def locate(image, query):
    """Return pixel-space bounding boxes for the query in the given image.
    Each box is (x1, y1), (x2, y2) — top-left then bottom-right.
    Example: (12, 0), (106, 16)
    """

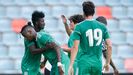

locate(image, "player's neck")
(85, 16), (93, 20)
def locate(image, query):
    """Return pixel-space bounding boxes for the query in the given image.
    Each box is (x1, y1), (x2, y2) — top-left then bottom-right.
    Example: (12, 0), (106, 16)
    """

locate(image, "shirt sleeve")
(103, 27), (110, 40)
(72, 24), (81, 41)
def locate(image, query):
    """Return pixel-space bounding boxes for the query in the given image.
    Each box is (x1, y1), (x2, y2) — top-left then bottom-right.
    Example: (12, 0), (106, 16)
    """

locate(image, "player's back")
(75, 19), (107, 59)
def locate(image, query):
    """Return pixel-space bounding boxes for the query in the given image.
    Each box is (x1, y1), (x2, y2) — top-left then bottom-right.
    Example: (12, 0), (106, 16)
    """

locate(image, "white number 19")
(86, 29), (102, 47)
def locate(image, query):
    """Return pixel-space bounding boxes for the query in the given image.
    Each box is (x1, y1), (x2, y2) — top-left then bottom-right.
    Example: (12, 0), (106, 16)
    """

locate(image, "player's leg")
(78, 59), (91, 75)
(78, 64), (91, 75)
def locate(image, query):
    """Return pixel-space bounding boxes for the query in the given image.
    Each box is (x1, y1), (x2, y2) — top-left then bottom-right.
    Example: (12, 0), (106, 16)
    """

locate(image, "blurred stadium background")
(0, 0), (133, 75)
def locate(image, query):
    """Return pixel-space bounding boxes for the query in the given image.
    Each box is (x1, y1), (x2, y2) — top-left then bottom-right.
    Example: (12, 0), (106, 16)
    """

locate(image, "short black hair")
(96, 16), (107, 25)
(69, 14), (85, 24)
(32, 11), (45, 26)
(82, 1), (95, 16)
(20, 22), (33, 35)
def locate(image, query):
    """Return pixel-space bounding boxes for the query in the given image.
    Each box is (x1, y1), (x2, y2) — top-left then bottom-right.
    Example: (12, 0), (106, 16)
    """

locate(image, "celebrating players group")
(20, 1), (119, 75)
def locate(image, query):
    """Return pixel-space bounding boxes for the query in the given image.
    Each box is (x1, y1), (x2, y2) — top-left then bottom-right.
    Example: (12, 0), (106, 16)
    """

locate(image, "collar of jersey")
(86, 19), (94, 21)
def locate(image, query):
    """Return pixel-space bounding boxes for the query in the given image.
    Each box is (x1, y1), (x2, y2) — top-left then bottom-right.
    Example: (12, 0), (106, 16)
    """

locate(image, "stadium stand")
(0, 0), (132, 74)
(127, 7), (133, 18)
(96, 6), (112, 19)
(105, 0), (121, 6)
(124, 58), (133, 72)
(11, 19), (27, 33)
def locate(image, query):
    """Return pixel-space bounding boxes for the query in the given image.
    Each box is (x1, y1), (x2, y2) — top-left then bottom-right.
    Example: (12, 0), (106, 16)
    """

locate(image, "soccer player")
(21, 10), (46, 75)
(20, 25), (70, 75)
(96, 16), (119, 75)
(61, 14), (84, 56)
(68, 1), (112, 75)
(30, 11), (50, 75)
(21, 11), (52, 75)
(61, 14), (84, 75)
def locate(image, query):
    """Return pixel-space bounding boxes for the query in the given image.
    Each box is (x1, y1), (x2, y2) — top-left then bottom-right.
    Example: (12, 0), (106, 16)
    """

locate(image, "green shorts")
(78, 55), (102, 75)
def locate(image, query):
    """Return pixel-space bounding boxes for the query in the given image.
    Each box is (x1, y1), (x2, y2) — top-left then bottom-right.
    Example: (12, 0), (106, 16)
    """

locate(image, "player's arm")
(68, 40), (79, 75)
(103, 50), (116, 69)
(61, 15), (72, 36)
(68, 24), (80, 75)
(61, 46), (71, 52)
(103, 50), (119, 74)
(104, 39), (112, 71)
(48, 42), (64, 75)
(29, 42), (53, 54)
(102, 26), (112, 71)
(70, 40), (79, 65)
(51, 42), (61, 62)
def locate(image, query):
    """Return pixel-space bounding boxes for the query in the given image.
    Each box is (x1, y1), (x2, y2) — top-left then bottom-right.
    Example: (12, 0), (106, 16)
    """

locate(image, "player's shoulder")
(38, 31), (53, 40)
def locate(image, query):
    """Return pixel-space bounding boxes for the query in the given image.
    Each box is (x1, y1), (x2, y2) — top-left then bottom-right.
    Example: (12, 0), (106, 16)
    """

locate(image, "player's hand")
(113, 69), (119, 75)
(61, 15), (67, 24)
(40, 62), (45, 69)
(68, 64), (74, 75)
(103, 63), (110, 72)
(58, 66), (64, 75)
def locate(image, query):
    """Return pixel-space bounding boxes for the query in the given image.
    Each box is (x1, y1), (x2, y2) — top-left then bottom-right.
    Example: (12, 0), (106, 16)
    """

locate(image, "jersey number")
(86, 29), (102, 47)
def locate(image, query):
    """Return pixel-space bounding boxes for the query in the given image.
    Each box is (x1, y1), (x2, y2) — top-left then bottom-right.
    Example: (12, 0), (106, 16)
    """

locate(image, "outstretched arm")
(61, 15), (72, 36)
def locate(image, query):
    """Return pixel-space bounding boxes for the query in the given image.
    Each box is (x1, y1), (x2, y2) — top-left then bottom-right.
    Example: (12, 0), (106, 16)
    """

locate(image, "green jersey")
(73, 19), (110, 59)
(36, 31), (70, 75)
(73, 19), (110, 75)
(21, 39), (41, 75)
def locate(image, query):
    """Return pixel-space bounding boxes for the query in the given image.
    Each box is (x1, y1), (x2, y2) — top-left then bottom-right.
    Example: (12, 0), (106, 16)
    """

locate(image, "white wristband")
(57, 62), (62, 67)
